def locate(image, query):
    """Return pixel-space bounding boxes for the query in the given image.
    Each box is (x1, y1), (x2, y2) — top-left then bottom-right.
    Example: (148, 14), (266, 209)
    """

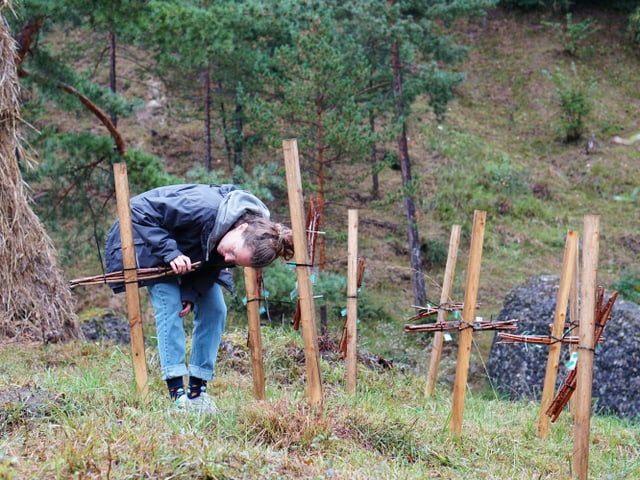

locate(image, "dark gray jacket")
(105, 184), (270, 304)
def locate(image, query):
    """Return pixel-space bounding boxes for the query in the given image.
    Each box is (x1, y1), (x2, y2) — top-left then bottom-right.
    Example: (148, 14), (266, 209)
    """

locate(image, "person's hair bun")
(276, 225), (294, 261)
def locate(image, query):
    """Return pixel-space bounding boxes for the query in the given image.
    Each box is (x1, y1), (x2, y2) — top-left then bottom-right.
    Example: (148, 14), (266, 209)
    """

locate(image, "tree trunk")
(390, 41), (427, 306)
(233, 100), (243, 173)
(218, 81), (233, 171)
(315, 92), (326, 271)
(369, 109), (379, 199)
(0, 10), (81, 342)
(203, 64), (212, 172)
(109, 31), (117, 127)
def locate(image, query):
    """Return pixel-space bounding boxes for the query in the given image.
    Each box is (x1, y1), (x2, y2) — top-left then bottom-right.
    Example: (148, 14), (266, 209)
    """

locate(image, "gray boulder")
(487, 275), (640, 419)
(81, 311), (130, 344)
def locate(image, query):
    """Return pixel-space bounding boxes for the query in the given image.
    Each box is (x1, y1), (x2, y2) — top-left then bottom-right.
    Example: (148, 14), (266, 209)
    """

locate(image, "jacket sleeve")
(130, 189), (209, 264)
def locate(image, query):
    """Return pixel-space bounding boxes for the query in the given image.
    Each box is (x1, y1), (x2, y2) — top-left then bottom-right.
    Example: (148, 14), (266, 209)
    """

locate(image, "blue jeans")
(147, 279), (226, 381)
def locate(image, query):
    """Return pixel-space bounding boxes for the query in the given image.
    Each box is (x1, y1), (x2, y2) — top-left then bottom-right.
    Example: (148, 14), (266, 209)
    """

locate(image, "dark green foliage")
(498, 0), (572, 11)
(629, 6), (640, 47)
(230, 259), (394, 330)
(245, 3), (373, 181)
(230, 261), (297, 320)
(611, 272), (640, 304)
(141, 0), (235, 69)
(18, 43), (139, 119)
(421, 239), (448, 270)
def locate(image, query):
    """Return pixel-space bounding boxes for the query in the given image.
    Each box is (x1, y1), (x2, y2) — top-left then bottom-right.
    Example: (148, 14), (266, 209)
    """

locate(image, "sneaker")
(188, 392), (219, 415)
(174, 393), (190, 410)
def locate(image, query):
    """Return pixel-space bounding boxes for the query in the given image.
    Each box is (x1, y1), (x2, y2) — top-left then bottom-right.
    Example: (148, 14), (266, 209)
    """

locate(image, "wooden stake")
(113, 163), (149, 403)
(425, 224), (461, 397)
(282, 139), (324, 408)
(573, 215), (599, 480)
(569, 244), (579, 416)
(345, 209), (359, 394)
(450, 210), (486, 437)
(244, 267), (266, 400)
(537, 230), (578, 439)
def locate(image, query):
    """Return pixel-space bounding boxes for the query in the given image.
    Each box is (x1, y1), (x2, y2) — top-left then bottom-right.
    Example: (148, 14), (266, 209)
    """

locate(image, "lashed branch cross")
(404, 303), (517, 333)
(546, 287), (617, 422)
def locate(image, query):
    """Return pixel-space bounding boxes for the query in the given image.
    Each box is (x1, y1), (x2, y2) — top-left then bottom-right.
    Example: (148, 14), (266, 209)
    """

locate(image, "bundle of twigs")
(69, 262), (202, 288)
(404, 318), (517, 333)
(546, 287), (617, 422)
(496, 332), (604, 346)
(407, 302), (467, 321)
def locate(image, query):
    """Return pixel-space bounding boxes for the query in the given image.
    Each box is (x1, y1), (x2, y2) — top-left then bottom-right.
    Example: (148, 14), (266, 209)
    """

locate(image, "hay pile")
(0, 6), (81, 343)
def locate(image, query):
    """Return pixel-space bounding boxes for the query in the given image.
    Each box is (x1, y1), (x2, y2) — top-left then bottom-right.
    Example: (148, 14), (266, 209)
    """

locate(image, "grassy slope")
(402, 7), (639, 314)
(456, 8), (638, 292)
(0, 330), (639, 479)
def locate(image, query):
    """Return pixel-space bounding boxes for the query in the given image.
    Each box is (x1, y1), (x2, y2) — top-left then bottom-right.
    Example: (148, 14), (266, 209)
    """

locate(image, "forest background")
(5, 0), (640, 367)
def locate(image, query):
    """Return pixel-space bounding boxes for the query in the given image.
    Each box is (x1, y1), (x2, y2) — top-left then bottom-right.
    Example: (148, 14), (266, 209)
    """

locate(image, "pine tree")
(11, 0), (173, 261)
(246, 2), (372, 270)
(336, 0), (496, 306)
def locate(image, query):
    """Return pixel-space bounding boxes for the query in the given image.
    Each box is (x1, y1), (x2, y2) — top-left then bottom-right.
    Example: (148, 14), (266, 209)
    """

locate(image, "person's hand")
(169, 254), (192, 275)
(179, 301), (193, 317)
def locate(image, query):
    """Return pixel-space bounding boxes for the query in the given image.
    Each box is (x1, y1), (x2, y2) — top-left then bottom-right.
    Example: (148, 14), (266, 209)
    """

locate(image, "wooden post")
(113, 163), (149, 403)
(537, 230), (578, 439)
(573, 215), (599, 479)
(244, 267), (266, 400)
(320, 305), (328, 336)
(569, 244), (579, 416)
(450, 210), (486, 437)
(425, 224), (461, 397)
(282, 139), (324, 408)
(345, 209), (359, 394)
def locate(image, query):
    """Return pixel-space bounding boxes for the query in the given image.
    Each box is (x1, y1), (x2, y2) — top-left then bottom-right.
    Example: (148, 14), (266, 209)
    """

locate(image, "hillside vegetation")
(370, 7), (640, 312)
(340, 6), (640, 360)
(42, 6), (639, 369)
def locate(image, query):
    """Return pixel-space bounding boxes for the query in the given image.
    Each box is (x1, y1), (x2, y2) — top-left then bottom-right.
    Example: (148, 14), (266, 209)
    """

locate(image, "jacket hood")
(206, 189), (270, 258)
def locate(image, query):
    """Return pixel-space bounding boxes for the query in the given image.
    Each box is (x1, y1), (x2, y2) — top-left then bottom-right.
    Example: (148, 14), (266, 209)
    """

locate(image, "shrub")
(611, 272), (640, 305)
(542, 12), (599, 57)
(542, 62), (595, 142)
(421, 238), (448, 269)
(230, 261), (396, 330)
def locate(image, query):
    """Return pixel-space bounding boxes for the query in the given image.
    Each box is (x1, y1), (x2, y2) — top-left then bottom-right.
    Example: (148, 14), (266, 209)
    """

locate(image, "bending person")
(105, 184), (293, 412)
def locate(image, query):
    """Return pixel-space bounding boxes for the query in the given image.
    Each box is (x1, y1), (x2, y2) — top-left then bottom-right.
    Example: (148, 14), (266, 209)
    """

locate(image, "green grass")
(1, 327), (639, 479)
